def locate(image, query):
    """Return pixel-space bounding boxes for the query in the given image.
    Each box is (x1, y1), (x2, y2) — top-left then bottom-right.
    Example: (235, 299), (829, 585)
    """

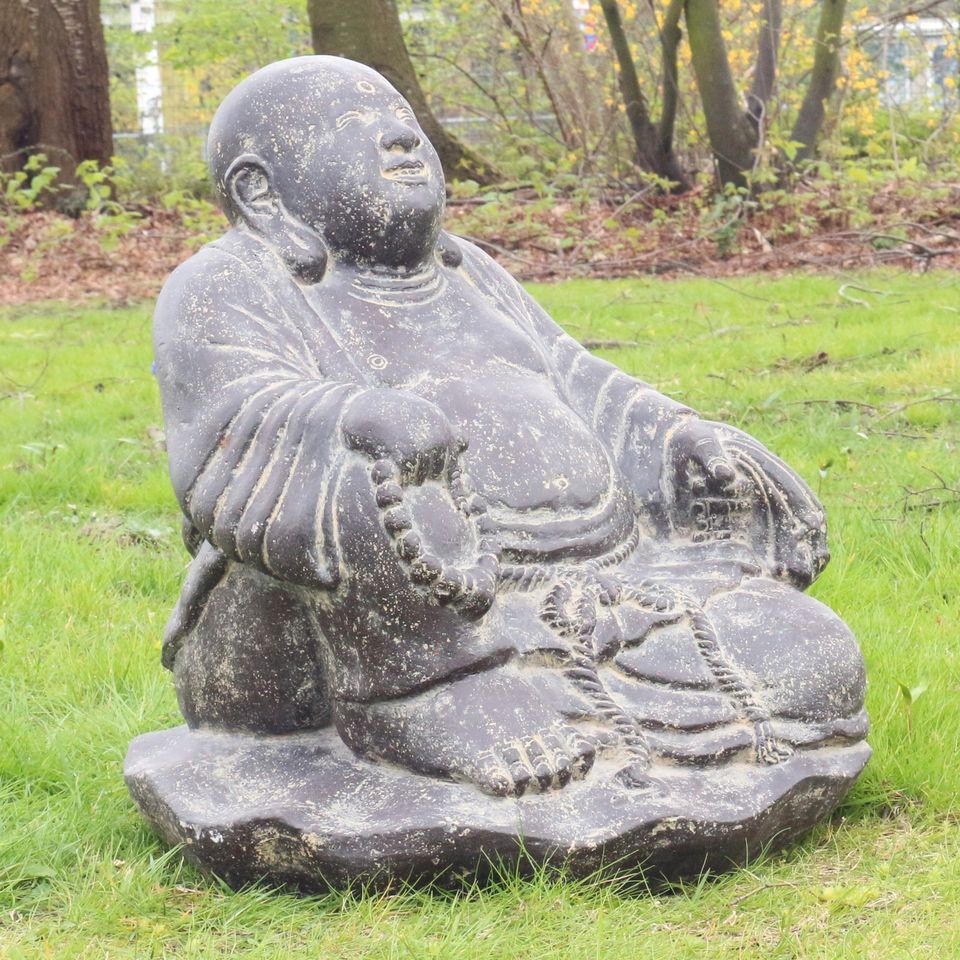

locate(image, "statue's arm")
(155, 252), (470, 589)
(456, 238), (827, 586)
(154, 259), (366, 588)
(525, 280), (828, 585)
(516, 283), (828, 584)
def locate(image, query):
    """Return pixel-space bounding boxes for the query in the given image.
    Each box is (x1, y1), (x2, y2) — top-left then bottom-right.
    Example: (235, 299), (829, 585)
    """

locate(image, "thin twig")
(698, 277), (775, 303)
(878, 430), (929, 440)
(874, 394), (960, 424)
(886, 220), (960, 243)
(582, 338), (642, 349)
(458, 234), (538, 267)
(781, 398), (878, 411)
(838, 283), (883, 306)
(899, 466), (960, 513)
(730, 881), (800, 906)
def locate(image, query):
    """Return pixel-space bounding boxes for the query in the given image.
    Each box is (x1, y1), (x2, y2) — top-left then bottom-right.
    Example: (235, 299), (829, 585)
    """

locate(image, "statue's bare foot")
(335, 665), (604, 797)
(479, 721), (599, 796)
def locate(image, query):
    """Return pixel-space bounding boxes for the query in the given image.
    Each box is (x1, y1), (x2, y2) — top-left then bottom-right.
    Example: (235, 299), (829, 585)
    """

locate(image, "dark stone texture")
(126, 54), (869, 891)
(127, 727), (869, 891)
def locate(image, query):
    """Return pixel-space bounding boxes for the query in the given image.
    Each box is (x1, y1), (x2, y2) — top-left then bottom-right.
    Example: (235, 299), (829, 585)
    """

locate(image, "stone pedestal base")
(125, 726), (870, 892)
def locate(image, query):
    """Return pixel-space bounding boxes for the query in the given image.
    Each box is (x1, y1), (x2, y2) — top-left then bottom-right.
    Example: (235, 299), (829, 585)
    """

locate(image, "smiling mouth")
(382, 159), (428, 182)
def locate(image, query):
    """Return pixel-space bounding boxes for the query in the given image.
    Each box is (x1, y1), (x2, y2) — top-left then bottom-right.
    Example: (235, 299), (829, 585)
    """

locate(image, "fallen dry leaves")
(1, 178), (958, 305)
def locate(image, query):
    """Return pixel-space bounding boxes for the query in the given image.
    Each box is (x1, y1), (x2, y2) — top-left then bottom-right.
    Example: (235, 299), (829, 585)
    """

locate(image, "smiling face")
(294, 74), (446, 266)
(208, 58), (446, 270)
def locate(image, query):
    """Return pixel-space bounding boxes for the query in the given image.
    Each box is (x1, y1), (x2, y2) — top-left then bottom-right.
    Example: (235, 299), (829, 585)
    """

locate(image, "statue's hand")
(663, 419), (828, 588)
(720, 425), (829, 588)
(342, 388), (467, 483)
(344, 389), (497, 619)
(664, 418), (741, 500)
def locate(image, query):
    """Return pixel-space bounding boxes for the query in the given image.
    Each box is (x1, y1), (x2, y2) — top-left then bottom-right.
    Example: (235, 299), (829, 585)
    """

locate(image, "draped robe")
(155, 227), (694, 670)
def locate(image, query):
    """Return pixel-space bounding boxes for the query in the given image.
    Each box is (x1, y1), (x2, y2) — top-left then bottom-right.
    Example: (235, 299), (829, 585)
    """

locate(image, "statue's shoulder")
(446, 233), (534, 320)
(158, 229), (267, 304)
(155, 230), (279, 337)
(450, 233), (512, 285)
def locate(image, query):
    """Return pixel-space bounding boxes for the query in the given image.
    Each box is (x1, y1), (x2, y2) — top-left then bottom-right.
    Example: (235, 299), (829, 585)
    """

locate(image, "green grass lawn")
(1, 269), (958, 959)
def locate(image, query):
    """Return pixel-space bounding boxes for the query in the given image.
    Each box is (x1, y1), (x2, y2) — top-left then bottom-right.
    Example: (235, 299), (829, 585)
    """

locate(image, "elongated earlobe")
(437, 232), (462, 268)
(277, 217), (328, 285)
(224, 154), (276, 223)
(224, 153), (328, 284)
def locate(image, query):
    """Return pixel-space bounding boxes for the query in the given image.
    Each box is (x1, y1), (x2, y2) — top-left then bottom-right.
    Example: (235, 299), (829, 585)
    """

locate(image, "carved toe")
(542, 730), (573, 786)
(567, 730), (598, 777)
(474, 755), (514, 797)
(501, 743), (534, 797)
(523, 737), (555, 791)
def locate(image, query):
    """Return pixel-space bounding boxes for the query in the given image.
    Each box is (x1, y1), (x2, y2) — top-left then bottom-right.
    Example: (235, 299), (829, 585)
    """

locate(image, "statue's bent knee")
(704, 579), (866, 722)
(171, 563), (330, 734)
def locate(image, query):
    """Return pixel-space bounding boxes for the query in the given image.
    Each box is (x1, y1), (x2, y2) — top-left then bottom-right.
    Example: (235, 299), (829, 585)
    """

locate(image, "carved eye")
(396, 106), (416, 123)
(335, 109), (375, 131)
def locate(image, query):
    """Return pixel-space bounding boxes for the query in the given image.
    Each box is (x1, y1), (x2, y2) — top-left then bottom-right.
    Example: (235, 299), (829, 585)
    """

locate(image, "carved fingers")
(342, 387), (466, 484)
(663, 419), (829, 586)
(371, 458), (500, 619)
(715, 425), (829, 587)
(667, 419), (741, 497)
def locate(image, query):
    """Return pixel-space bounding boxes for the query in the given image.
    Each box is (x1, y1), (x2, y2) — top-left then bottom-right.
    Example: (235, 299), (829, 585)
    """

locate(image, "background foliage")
(1, 1), (956, 300)
(97, 0), (960, 189)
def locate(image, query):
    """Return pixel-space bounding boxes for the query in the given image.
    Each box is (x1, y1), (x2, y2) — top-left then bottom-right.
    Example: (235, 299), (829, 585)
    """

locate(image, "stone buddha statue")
(126, 56), (869, 889)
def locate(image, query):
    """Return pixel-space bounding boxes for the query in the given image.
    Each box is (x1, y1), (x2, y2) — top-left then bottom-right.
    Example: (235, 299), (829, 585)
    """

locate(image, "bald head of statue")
(207, 57), (448, 276)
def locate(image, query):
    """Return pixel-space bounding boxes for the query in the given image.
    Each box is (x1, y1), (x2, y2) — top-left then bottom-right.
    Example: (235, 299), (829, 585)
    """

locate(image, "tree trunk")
(791, 0), (847, 163)
(748, 0), (782, 128)
(308, 0), (499, 185)
(684, 0), (758, 187)
(598, 0), (690, 192)
(0, 0), (113, 182)
(657, 0), (685, 168)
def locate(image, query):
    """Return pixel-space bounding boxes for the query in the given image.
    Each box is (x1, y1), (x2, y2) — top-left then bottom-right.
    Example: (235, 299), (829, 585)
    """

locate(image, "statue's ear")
(224, 154), (278, 223)
(436, 231), (463, 268)
(224, 153), (327, 285)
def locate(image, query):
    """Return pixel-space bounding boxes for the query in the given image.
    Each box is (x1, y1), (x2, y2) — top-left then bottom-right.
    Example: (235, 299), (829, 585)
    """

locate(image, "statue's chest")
(305, 273), (624, 521)
(320, 283), (548, 385)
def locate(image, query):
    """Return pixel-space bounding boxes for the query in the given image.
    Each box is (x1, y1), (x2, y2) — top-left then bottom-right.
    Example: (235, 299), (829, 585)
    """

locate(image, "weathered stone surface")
(126, 54), (869, 891)
(126, 726), (869, 891)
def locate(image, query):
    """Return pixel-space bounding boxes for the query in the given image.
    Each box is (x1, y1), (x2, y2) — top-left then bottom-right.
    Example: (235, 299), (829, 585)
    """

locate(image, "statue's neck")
(343, 258), (445, 306)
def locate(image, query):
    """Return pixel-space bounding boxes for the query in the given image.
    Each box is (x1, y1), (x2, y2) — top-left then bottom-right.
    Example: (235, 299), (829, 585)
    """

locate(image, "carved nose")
(381, 122), (421, 152)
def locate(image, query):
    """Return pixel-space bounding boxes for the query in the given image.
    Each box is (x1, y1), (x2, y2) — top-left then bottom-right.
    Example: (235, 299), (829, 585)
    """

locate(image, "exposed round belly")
(434, 376), (635, 559)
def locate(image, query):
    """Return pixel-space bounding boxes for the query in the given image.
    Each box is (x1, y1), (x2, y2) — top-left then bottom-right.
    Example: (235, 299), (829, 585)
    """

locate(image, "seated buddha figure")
(154, 56), (867, 799)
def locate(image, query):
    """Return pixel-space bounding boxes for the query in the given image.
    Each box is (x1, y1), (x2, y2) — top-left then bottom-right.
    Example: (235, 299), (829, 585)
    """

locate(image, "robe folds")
(154, 228), (692, 667)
